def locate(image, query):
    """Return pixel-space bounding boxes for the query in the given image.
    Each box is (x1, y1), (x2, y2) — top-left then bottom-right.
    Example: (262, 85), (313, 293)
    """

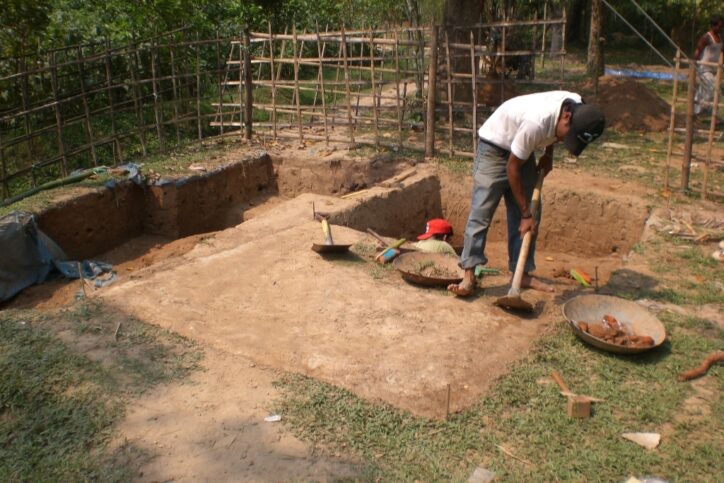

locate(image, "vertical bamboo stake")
(268, 22), (277, 140)
(238, 30), (244, 141)
(682, 62), (696, 191)
(340, 26), (355, 144)
(444, 31), (454, 155)
(243, 28), (253, 141)
(393, 30), (403, 141)
(425, 26), (439, 157)
(354, 32), (364, 120)
(315, 23), (330, 146)
(500, 20), (507, 102)
(292, 26), (303, 145)
(169, 36), (181, 144)
(560, 9), (567, 85)
(541, 1), (548, 69)
(331, 28), (342, 125)
(369, 29), (380, 148)
(129, 39), (147, 156)
(151, 39), (165, 152)
(49, 52), (68, 176)
(532, 9), (538, 80)
(702, 51), (723, 199)
(76, 46), (97, 165)
(215, 30), (225, 135)
(105, 41), (122, 163)
(20, 58), (37, 186)
(664, 49), (681, 190)
(275, 26), (288, 83)
(0, 131), (7, 199)
(470, 32), (478, 156)
(195, 33), (203, 140)
(311, 24), (329, 125)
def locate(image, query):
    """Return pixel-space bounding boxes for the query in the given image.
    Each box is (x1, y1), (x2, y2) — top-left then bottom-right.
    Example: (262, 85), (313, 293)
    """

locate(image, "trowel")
(311, 217), (351, 254)
(495, 171), (544, 312)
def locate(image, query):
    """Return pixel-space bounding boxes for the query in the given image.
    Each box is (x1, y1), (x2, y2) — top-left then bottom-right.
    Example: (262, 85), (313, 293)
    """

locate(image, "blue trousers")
(459, 140), (539, 273)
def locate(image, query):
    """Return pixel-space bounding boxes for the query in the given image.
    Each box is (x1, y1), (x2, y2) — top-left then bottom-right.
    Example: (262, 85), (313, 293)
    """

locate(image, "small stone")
(468, 466), (495, 483)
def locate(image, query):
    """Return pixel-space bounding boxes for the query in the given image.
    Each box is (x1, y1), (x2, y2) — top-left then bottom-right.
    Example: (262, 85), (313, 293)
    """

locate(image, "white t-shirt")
(477, 91), (582, 160)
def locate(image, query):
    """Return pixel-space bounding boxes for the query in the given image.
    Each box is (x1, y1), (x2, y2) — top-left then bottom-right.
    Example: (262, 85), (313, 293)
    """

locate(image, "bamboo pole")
(169, 36), (181, 143)
(195, 33), (203, 140)
(129, 38), (148, 156)
(292, 26), (303, 144)
(541, 1), (548, 69)
(331, 35), (343, 126)
(444, 31), (454, 155)
(49, 52), (69, 176)
(276, 26), (288, 83)
(268, 23), (277, 140)
(501, 16), (507, 102)
(243, 28), (253, 141)
(238, 30), (244, 141)
(315, 23), (330, 146)
(560, 8), (567, 85)
(0, 131), (7, 199)
(702, 51), (723, 199)
(664, 49), (681, 190)
(393, 31), (403, 141)
(20, 57), (37, 186)
(216, 30), (225, 135)
(682, 62), (696, 191)
(76, 46), (97, 165)
(150, 39), (165, 152)
(470, 31), (478, 156)
(425, 26), (439, 157)
(105, 40), (122, 163)
(310, 24), (329, 125)
(341, 26), (355, 143)
(369, 28), (380, 147)
(532, 9), (538, 80)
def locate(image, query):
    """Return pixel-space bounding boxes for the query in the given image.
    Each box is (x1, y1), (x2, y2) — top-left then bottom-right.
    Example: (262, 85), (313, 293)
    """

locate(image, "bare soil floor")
(3, 148), (655, 480)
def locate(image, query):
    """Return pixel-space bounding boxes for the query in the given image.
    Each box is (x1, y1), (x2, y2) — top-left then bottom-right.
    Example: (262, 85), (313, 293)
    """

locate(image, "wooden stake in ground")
(76, 46), (97, 166)
(105, 40), (122, 163)
(425, 25), (438, 157)
(292, 25), (303, 145)
(49, 52), (69, 176)
(369, 28), (380, 148)
(682, 61), (696, 191)
(150, 39), (165, 152)
(243, 28), (253, 141)
(664, 49), (681, 190)
(267, 23), (277, 140)
(340, 26), (355, 144)
(444, 31), (454, 155)
(469, 31), (478, 156)
(169, 36), (181, 144)
(550, 370), (602, 419)
(393, 31), (403, 142)
(702, 50), (723, 200)
(315, 23), (329, 146)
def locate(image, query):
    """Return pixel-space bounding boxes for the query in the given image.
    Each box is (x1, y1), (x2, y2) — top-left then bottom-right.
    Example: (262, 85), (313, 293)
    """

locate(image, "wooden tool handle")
(366, 228), (387, 245)
(510, 171), (545, 293)
(551, 370), (571, 393)
(321, 219), (334, 245)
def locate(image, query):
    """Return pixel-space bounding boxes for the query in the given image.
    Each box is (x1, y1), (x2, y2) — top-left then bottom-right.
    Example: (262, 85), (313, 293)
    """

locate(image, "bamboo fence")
(1, 16), (575, 202)
(664, 50), (723, 199)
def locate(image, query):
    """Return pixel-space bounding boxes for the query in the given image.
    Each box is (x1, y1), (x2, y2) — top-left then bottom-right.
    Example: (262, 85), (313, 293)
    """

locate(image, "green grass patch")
(0, 300), (202, 480)
(274, 312), (722, 481)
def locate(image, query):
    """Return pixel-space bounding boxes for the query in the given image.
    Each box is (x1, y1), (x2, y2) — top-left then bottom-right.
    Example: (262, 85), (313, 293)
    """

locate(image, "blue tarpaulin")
(604, 67), (685, 81)
(0, 211), (115, 302)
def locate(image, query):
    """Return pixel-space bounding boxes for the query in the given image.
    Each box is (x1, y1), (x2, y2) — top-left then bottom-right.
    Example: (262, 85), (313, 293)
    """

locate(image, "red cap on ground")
(417, 219), (453, 240)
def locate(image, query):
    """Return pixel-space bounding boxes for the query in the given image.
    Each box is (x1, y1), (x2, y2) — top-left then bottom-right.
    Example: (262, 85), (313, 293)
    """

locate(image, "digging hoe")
(495, 171), (544, 313)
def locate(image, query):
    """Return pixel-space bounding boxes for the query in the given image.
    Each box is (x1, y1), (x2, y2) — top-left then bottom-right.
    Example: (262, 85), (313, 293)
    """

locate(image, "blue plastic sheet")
(604, 67), (685, 81)
(0, 211), (116, 302)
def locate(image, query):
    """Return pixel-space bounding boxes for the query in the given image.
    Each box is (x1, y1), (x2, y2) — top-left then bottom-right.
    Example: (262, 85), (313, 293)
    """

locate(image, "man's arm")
(506, 153), (536, 236)
(538, 144), (554, 176)
(694, 33), (710, 60)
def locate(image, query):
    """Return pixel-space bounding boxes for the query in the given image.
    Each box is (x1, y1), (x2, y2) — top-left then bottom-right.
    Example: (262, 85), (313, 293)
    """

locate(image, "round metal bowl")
(393, 252), (463, 287)
(562, 294), (667, 354)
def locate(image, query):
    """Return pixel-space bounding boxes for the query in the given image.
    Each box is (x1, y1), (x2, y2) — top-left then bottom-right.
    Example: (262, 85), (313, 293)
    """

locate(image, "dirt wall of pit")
(37, 153), (274, 260)
(438, 170), (648, 256)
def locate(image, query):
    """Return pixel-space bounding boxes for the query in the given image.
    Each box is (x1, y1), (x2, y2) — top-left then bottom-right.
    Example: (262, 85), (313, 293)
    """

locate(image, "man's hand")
(537, 151), (553, 177)
(519, 216), (537, 237)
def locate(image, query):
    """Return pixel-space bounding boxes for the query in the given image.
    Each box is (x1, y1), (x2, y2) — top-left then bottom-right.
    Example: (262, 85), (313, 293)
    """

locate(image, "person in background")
(414, 219), (457, 256)
(693, 14), (723, 117)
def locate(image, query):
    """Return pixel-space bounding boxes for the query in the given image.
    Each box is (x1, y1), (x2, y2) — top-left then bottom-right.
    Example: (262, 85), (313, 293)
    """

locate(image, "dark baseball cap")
(564, 103), (606, 156)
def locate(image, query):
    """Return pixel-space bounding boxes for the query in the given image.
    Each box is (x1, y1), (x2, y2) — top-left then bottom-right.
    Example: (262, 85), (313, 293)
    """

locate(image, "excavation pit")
(10, 151), (649, 418)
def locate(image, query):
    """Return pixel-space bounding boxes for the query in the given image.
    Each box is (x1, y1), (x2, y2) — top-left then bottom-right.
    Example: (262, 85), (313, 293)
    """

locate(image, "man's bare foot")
(448, 268), (476, 297)
(520, 274), (555, 293)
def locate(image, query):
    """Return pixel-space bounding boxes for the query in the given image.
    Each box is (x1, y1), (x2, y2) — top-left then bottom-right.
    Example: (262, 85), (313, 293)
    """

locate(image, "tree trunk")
(586, 0), (603, 77)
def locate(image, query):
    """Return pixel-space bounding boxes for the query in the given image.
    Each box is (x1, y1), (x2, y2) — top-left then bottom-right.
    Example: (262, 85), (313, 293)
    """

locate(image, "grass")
(274, 311), (722, 481)
(0, 300), (202, 481)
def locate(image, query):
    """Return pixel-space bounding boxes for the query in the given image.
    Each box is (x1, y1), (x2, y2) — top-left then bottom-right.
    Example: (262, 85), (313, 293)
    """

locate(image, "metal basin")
(562, 294), (667, 354)
(393, 252), (463, 287)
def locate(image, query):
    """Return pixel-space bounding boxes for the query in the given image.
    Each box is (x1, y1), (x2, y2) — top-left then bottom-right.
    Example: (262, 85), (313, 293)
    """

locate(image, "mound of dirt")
(593, 76), (670, 132)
